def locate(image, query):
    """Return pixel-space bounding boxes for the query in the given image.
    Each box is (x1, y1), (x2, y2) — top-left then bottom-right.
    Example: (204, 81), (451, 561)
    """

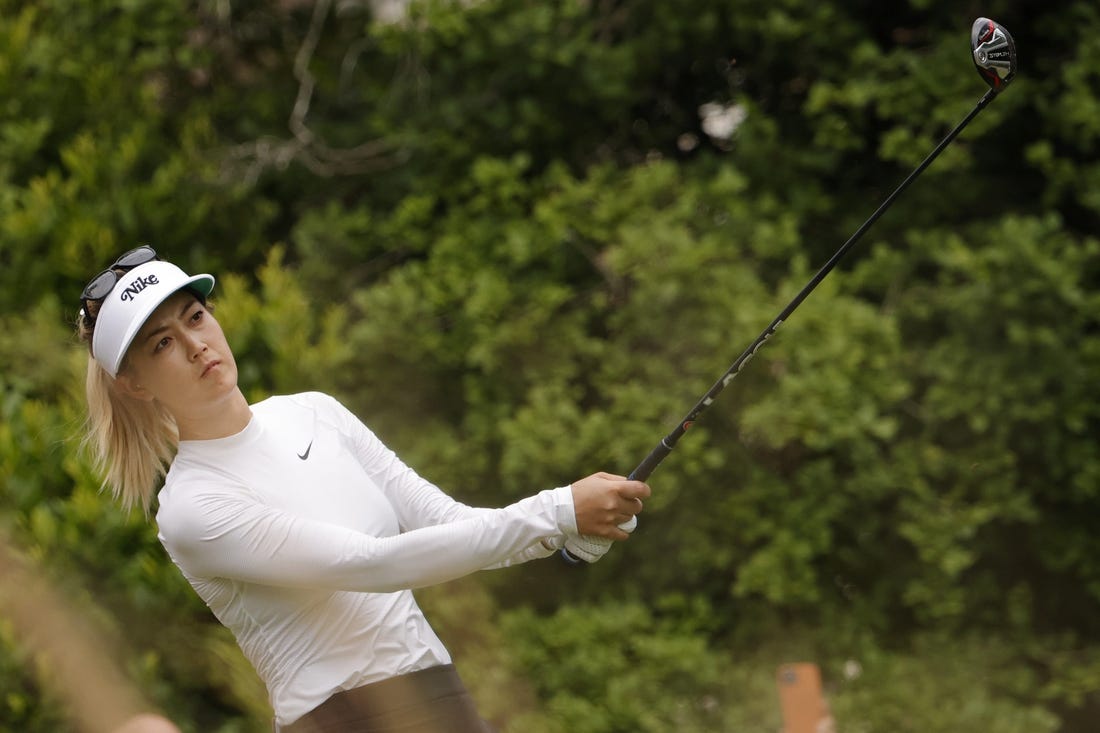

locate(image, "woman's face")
(117, 290), (239, 417)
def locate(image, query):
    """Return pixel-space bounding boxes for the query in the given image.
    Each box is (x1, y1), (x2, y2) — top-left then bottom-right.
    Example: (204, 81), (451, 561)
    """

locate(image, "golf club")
(562, 17), (1018, 564)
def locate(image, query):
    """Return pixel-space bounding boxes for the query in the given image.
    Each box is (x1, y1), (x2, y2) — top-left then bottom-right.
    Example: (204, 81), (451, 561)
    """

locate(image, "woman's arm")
(317, 393), (649, 568)
(157, 483), (576, 593)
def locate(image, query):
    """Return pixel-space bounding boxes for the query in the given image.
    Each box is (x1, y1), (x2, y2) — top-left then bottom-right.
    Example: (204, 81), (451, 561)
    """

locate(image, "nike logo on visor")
(298, 441), (313, 461)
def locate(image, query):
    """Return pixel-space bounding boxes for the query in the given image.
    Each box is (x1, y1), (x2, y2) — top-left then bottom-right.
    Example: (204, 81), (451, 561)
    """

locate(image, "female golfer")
(77, 247), (649, 732)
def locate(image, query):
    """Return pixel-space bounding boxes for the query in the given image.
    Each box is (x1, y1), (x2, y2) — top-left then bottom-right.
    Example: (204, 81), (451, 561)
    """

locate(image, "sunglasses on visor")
(79, 245), (158, 327)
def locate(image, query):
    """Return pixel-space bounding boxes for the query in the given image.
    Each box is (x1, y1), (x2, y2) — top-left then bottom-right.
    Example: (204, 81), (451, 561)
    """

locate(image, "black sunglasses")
(80, 245), (158, 327)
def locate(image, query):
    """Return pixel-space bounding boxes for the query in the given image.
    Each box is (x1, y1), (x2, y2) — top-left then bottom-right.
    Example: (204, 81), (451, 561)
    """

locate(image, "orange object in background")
(777, 663), (836, 733)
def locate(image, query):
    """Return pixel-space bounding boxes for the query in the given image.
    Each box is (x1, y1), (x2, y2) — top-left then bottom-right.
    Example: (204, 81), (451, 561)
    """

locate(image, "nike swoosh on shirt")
(298, 441), (313, 460)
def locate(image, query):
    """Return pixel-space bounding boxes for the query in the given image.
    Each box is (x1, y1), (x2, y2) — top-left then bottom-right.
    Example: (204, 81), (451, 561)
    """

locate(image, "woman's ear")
(113, 372), (154, 402)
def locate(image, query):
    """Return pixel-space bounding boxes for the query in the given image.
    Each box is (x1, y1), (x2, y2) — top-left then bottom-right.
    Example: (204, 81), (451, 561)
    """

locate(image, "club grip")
(560, 547), (585, 565)
(630, 441), (673, 483)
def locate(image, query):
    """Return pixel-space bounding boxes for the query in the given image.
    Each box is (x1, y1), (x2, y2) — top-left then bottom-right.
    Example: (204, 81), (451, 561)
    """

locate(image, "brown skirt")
(281, 664), (496, 733)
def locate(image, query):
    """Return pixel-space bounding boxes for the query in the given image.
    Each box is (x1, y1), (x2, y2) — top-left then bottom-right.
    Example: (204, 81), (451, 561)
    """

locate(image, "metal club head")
(971, 18), (1017, 92)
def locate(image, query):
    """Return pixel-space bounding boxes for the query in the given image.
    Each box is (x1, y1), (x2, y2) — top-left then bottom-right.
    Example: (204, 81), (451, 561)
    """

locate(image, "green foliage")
(500, 602), (730, 733)
(825, 634), (1061, 733)
(0, 0), (274, 314)
(0, 619), (67, 732)
(496, 609), (1063, 733)
(215, 246), (356, 400)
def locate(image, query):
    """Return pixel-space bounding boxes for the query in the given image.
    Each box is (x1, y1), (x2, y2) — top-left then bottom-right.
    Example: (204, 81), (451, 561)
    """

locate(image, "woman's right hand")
(570, 472), (651, 540)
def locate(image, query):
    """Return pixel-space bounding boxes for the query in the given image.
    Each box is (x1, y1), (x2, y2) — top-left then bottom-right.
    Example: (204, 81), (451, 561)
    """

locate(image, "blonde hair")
(76, 314), (179, 514)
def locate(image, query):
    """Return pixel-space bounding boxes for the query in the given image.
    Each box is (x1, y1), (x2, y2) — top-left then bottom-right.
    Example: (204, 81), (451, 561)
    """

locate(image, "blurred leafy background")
(0, 0), (1098, 731)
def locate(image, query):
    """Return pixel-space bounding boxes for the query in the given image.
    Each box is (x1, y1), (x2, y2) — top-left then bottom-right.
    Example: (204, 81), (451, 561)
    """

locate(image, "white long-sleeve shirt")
(155, 391), (577, 726)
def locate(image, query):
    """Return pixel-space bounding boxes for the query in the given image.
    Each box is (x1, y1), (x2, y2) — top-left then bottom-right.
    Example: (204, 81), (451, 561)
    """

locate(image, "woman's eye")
(191, 309), (204, 322)
(154, 337), (171, 353)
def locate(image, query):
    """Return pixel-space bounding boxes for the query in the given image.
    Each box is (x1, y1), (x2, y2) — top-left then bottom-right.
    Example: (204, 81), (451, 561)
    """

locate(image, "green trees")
(1, 0), (1097, 730)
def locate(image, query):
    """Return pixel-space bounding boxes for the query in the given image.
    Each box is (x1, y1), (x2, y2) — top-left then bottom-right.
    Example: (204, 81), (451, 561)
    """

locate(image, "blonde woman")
(77, 247), (649, 732)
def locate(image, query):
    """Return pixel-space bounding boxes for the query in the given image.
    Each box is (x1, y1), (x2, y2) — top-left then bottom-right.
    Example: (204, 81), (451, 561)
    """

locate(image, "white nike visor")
(91, 260), (215, 377)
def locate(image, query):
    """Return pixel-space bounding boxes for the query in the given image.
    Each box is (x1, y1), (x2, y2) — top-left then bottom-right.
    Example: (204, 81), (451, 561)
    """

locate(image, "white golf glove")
(562, 515), (638, 564)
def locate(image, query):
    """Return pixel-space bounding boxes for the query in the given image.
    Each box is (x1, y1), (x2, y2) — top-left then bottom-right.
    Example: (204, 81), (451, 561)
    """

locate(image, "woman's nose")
(183, 333), (208, 359)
